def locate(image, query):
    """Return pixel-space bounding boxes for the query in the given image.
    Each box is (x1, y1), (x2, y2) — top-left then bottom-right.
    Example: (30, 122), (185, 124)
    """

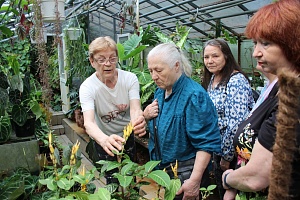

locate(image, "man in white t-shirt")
(79, 36), (146, 184)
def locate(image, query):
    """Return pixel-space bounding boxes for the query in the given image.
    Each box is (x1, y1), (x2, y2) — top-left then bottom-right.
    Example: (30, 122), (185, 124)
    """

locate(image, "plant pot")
(41, 0), (65, 22)
(0, 139), (40, 173)
(65, 28), (83, 40)
(13, 117), (35, 138)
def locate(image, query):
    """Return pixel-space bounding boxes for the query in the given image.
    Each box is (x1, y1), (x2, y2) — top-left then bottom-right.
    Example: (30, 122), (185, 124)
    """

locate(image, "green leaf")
(144, 160), (161, 173)
(176, 27), (191, 49)
(24, 175), (39, 195)
(120, 163), (134, 176)
(164, 179), (181, 200)
(66, 191), (90, 199)
(89, 188), (111, 200)
(148, 170), (171, 189)
(123, 34), (142, 54)
(207, 184), (217, 191)
(116, 43), (125, 61)
(72, 174), (86, 184)
(7, 55), (20, 75)
(0, 26), (13, 37)
(155, 32), (173, 43)
(0, 175), (24, 200)
(114, 174), (133, 188)
(106, 161), (121, 171)
(39, 178), (49, 185)
(29, 100), (43, 119)
(47, 179), (57, 191)
(11, 104), (27, 126)
(57, 178), (75, 190)
(122, 45), (147, 60)
(0, 116), (12, 143)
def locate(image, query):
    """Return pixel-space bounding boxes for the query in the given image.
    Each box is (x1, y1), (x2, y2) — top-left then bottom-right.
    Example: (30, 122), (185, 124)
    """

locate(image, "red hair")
(245, 0), (300, 70)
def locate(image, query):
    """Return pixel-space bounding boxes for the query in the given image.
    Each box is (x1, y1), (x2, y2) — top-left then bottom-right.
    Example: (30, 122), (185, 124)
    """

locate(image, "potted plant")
(63, 17), (83, 41)
(40, 0), (65, 22)
(7, 71), (43, 137)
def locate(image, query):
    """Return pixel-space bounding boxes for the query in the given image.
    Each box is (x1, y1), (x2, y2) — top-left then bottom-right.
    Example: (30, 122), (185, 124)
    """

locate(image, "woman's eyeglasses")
(94, 57), (118, 64)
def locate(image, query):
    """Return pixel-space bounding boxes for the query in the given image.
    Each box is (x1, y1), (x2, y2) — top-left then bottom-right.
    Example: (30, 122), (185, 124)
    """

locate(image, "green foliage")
(38, 143), (96, 199)
(0, 39), (32, 76)
(0, 141), (97, 200)
(117, 29), (156, 106)
(96, 154), (180, 200)
(164, 179), (181, 200)
(0, 116), (12, 144)
(117, 33), (148, 71)
(221, 27), (237, 44)
(236, 192), (267, 200)
(0, 38), (43, 125)
(200, 184), (217, 199)
(0, 172), (25, 200)
(64, 28), (93, 88)
(0, 85), (9, 116)
(65, 88), (81, 119)
(0, 0), (22, 39)
(48, 47), (62, 111)
(0, 168), (39, 200)
(9, 72), (43, 126)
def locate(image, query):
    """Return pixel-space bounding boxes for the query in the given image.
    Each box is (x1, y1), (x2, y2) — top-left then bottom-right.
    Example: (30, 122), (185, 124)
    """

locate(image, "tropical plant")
(92, 122), (181, 200)
(37, 132), (96, 199)
(117, 26), (159, 107)
(0, 0), (31, 40)
(0, 167), (39, 200)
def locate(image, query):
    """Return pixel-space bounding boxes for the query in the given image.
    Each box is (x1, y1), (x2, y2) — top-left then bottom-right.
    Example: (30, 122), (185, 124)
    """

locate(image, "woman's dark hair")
(201, 39), (249, 90)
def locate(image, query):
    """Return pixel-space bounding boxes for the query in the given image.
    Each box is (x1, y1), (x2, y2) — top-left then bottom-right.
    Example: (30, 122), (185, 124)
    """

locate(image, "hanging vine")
(32, 0), (51, 109)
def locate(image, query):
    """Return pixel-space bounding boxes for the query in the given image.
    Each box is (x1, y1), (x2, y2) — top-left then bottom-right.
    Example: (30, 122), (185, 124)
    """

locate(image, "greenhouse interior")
(0, 0), (290, 199)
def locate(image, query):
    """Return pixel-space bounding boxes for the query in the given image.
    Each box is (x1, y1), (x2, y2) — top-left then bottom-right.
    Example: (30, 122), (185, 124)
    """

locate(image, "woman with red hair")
(221, 0), (300, 199)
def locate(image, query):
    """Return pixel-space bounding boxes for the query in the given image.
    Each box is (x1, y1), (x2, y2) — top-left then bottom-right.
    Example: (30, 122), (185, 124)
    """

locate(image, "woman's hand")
(97, 134), (125, 156)
(176, 178), (200, 200)
(223, 189), (237, 200)
(222, 169), (234, 189)
(143, 99), (159, 120)
(132, 115), (147, 137)
(220, 158), (230, 171)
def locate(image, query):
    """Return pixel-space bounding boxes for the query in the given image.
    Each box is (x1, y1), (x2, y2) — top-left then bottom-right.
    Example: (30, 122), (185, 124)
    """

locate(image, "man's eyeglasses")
(94, 57), (118, 64)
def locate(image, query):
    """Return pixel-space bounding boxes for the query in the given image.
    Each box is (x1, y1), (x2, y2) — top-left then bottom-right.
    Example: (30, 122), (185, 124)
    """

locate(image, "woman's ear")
(175, 61), (180, 73)
(89, 57), (96, 69)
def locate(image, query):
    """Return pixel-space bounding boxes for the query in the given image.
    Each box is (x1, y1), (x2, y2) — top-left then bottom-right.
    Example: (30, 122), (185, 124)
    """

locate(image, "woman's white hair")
(147, 42), (192, 77)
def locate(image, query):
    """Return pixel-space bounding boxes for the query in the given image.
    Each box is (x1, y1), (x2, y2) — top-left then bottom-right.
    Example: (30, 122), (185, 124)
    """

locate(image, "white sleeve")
(79, 78), (95, 112)
(125, 71), (140, 100)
